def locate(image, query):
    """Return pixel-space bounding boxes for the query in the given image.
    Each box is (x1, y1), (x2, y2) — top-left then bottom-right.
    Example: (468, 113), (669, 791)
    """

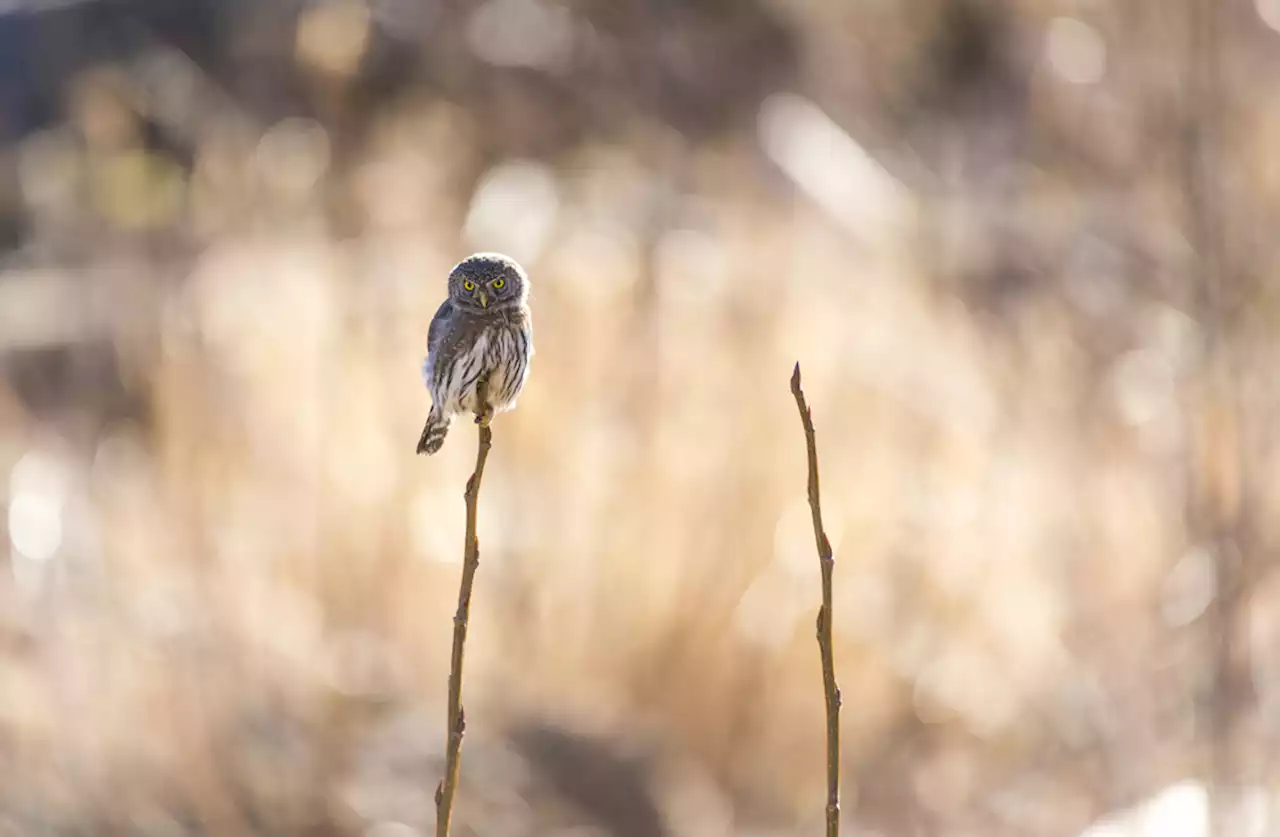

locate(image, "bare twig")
(790, 363), (840, 837)
(435, 378), (494, 837)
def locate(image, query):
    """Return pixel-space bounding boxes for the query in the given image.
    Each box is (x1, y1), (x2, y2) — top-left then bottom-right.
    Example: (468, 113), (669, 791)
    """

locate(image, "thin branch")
(790, 363), (841, 837)
(435, 378), (494, 837)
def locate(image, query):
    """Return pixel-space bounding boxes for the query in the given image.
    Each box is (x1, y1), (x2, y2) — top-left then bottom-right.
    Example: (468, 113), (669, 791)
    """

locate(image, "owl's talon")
(475, 406), (493, 427)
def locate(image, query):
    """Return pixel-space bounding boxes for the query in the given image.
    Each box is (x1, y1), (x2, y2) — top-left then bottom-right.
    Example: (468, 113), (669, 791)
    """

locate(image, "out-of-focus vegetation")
(0, 1), (1277, 835)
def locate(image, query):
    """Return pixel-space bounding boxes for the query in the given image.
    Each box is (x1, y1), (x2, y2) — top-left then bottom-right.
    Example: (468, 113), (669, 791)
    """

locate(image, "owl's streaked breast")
(430, 315), (531, 417)
(484, 321), (532, 409)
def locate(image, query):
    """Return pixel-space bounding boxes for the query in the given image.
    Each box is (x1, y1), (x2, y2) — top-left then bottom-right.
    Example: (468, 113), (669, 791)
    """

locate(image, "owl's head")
(447, 252), (529, 313)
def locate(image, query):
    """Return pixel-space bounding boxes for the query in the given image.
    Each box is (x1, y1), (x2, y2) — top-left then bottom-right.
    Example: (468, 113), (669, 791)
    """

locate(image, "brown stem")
(435, 379), (493, 837)
(790, 363), (841, 837)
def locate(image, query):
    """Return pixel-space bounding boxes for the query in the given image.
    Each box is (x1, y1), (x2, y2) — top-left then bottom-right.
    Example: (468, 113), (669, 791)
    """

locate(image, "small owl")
(417, 253), (534, 455)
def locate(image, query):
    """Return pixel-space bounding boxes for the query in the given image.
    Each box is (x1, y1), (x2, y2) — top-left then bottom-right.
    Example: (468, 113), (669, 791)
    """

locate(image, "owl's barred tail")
(416, 408), (451, 455)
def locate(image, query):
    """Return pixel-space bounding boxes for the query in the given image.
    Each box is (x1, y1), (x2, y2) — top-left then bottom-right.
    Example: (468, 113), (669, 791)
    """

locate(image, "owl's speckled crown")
(447, 252), (529, 311)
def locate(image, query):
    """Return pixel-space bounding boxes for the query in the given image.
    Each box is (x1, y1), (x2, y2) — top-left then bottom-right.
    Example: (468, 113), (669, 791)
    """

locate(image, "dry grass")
(0, 166), (1272, 834)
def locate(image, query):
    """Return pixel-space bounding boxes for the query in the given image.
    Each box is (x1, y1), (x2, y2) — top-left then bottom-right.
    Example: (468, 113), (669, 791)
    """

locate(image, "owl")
(417, 253), (534, 455)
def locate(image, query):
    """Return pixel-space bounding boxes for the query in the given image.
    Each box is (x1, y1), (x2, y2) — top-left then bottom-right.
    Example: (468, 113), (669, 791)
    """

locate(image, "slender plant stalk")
(435, 379), (494, 837)
(790, 363), (841, 837)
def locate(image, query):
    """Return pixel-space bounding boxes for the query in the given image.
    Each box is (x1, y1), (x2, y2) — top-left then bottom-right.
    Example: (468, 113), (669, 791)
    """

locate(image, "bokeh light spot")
(1046, 17), (1107, 85)
(464, 160), (560, 265)
(467, 0), (574, 70)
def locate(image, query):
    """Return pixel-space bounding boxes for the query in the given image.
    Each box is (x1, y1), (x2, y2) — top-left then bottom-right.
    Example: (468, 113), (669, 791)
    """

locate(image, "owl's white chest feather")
(446, 331), (491, 414)
(485, 325), (529, 410)
(432, 323), (529, 417)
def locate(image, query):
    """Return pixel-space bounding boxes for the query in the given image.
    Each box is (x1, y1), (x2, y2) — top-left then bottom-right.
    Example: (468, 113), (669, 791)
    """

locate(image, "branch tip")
(789, 367), (841, 837)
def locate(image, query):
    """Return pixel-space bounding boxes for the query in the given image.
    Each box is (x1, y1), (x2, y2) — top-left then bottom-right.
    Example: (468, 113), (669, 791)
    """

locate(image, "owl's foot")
(473, 374), (494, 426)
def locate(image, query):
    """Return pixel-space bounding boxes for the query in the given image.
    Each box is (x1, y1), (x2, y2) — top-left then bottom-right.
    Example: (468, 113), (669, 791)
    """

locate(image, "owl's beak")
(476, 289), (488, 308)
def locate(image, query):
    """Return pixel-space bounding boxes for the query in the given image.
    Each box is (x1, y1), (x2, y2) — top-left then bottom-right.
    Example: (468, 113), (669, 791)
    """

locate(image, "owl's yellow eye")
(493, 278), (505, 290)
(463, 280), (475, 291)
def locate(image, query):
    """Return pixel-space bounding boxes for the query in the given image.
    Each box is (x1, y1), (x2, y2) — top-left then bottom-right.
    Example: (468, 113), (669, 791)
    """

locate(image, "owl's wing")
(426, 299), (454, 355)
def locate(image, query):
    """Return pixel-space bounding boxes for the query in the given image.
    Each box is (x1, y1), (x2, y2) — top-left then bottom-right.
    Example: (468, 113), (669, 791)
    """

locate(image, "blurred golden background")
(0, 1), (1277, 835)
